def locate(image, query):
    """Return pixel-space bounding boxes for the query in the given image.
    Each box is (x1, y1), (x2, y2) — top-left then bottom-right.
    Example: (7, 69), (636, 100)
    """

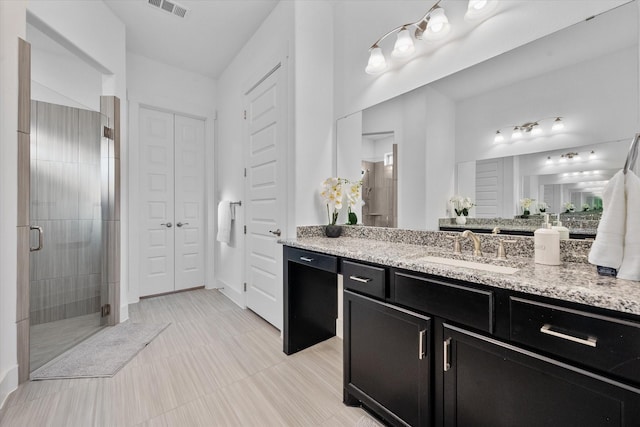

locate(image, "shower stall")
(29, 100), (109, 371)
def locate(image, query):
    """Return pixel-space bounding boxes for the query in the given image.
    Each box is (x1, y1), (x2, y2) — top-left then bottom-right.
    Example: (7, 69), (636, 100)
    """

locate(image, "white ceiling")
(103, 0), (279, 79)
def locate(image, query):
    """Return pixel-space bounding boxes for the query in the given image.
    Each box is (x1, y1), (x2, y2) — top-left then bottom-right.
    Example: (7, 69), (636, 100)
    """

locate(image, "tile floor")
(0, 289), (372, 426)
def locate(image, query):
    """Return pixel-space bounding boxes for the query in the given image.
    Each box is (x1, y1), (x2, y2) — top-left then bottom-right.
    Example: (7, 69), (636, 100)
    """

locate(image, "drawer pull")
(540, 324), (597, 348)
(418, 330), (426, 360)
(349, 275), (372, 283)
(300, 257), (314, 262)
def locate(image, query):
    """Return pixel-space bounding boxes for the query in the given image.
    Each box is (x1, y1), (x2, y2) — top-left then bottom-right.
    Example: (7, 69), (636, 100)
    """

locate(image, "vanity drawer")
(510, 297), (640, 385)
(287, 247), (337, 273)
(393, 272), (493, 333)
(342, 260), (386, 299)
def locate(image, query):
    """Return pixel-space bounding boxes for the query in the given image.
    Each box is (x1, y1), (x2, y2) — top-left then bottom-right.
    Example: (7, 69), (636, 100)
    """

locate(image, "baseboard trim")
(217, 279), (245, 308)
(120, 303), (129, 323)
(0, 365), (18, 409)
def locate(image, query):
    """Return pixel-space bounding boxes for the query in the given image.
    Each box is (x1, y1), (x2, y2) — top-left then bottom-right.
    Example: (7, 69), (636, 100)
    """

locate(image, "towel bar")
(623, 133), (639, 174)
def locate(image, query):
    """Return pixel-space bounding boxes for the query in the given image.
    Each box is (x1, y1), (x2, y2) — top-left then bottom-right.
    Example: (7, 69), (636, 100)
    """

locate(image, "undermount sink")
(417, 256), (520, 275)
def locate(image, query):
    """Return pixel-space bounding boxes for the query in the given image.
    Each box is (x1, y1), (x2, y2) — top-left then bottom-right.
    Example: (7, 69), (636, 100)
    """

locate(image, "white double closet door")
(139, 107), (205, 297)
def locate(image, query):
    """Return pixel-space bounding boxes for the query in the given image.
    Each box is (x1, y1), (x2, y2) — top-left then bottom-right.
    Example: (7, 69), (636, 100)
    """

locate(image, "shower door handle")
(30, 226), (44, 252)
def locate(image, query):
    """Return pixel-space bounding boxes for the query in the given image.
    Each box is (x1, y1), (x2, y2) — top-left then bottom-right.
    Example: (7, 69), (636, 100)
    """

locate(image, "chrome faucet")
(461, 230), (482, 256)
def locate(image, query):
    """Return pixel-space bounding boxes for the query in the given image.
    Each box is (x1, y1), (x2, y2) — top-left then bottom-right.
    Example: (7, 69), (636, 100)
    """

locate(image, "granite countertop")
(281, 236), (640, 316)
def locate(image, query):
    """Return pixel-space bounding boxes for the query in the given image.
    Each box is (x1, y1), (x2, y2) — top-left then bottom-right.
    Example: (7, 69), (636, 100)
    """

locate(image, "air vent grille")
(147, 0), (188, 18)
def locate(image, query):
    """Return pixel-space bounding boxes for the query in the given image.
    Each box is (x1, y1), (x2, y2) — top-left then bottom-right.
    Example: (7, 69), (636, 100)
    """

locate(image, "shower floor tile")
(29, 312), (102, 372)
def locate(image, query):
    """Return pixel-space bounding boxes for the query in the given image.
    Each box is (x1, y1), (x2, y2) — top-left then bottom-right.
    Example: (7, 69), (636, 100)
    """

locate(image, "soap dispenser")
(534, 214), (561, 265)
(552, 213), (570, 240)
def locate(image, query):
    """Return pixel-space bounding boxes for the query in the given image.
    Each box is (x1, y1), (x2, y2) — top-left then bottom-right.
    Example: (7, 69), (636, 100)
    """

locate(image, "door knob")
(269, 229), (281, 237)
(177, 222), (189, 227)
(161, 222), (173, 228)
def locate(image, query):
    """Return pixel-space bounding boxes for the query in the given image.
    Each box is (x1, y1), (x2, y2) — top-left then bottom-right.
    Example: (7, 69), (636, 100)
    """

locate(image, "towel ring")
(623, 133), (639, 175)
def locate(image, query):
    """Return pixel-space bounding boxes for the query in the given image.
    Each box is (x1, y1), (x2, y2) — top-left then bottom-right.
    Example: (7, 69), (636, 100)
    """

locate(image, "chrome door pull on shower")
(177, 222), (189, 227)
(161, 222), (173, 228)
(30, 226), (44, 252)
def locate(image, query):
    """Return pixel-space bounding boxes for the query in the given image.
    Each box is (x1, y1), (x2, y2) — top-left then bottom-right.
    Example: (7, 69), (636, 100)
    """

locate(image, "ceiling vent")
(147, 0), (188, 19)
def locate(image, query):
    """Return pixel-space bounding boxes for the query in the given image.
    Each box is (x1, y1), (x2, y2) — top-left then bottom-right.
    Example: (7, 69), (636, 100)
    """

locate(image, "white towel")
(217, 200), (232, 244)
(618, 171), (640, 280)
(588, 170), (626, 269)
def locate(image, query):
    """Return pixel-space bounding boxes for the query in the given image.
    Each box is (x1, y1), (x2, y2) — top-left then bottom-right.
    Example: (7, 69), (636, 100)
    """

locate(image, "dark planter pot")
(325, 224), (342, 238)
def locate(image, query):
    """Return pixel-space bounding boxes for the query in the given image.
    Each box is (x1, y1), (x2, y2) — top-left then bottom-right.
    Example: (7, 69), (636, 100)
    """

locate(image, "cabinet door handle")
(300, 256), (314, 262)
(349, 275), (372, 283)
(443, 338), (451, 371)
(539, 324), (597, 348)
(418, 330), (426, 360)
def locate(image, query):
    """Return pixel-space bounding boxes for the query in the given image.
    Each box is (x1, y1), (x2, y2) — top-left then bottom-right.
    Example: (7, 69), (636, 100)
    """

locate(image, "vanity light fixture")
(589, 150), (597, 159)
(493, 117), (565, 143)
(365, 0), (497, 75)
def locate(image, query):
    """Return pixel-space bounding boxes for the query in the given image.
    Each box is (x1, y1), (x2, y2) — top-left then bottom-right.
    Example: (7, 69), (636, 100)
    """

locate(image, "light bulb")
(494, 131), (504, 143)
(392, 28), (415, 58)
(546, 156), (552, 165)
(465, 0), (497, 21)
(589, 150), (596, 160)
(552, 117), (565, 131)
(511, 127), (522, 140)
(559, 156), (567, 163)
(531, 124), (542, 136)
(425, 7), (450, 40)
(365, 46), (387, 75)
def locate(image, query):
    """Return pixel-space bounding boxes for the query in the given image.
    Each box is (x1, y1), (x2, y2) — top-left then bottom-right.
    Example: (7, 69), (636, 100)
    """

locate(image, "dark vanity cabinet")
(282, 245), (640, 426)
(443, 324), (640, 427)
(283, 246), (338, 355)
(344, 290), (431, 427)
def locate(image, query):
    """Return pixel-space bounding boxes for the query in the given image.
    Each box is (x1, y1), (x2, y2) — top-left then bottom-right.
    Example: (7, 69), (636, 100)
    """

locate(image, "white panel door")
(174, 115), (205, 290)
(244, 65), (286, 330)
(139, 108), (205, 297)
(475, 158), (503, 218)
(139, 108), (175, 296)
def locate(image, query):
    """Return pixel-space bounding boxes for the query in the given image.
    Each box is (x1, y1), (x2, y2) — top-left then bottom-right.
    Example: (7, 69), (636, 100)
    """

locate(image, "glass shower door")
(29, 100), (107, 371)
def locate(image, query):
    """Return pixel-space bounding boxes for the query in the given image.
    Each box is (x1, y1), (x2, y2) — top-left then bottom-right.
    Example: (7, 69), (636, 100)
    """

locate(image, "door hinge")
(103, 126), (114, 140)
(243, 110), (247, 120)
(243, 282), (247, 292)
(244, 225), (247, 234)
(101, 304), (111, 318)
(244, 168), (247, 177)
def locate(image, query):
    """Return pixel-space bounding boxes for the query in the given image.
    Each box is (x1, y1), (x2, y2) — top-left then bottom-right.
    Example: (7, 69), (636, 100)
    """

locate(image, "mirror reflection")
(336, 1), (638, 232)
(361, 133), (397, 227)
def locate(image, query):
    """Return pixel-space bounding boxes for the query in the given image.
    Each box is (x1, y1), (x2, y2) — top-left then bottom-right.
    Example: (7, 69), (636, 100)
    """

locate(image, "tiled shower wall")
(29, 101), (103, 325)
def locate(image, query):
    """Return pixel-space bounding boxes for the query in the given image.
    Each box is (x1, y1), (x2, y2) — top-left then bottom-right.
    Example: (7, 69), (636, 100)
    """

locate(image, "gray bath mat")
(31, 321), (169, 380)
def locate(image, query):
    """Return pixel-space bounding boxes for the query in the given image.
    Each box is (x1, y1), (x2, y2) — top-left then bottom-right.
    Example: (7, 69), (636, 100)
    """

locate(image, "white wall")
(29, 25), (103, 111)
(215, 1), (295, 307)
(27, 0), (129, 320)
(126, 53), (217, 303)
(294, 0), (335, 229)
(0, 0), (27, 408)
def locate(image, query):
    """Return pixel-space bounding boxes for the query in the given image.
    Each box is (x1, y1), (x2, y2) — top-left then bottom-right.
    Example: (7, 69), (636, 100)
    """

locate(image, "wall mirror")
(336, 1), (639, 232)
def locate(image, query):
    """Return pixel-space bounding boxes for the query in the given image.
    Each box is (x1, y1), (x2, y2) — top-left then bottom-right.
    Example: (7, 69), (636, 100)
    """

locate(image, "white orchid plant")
(582, 203), (591, 212)
(564, 202), (575, 213)
(538, 202), (548, 213)
(449, 195), (474, 217)
(320, 177), (362, 225)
